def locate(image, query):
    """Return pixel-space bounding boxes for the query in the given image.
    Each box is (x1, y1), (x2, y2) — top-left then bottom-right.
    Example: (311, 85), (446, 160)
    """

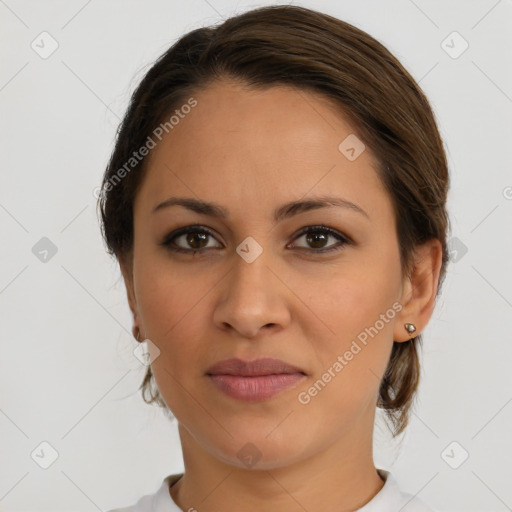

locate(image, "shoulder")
(356, 470), (440, 512)
(380, 470), (440, 512)
(105, 473), (183, 512)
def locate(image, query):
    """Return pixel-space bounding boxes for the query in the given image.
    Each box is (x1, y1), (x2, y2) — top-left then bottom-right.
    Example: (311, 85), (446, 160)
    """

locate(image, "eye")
(161, 224), (352, 255)
(289, 225), (352, 253)
(161, 225), (221, 254)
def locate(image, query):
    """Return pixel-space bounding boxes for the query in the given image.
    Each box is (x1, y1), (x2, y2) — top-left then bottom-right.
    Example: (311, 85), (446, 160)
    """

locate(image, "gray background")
(1, 0), (511, 510)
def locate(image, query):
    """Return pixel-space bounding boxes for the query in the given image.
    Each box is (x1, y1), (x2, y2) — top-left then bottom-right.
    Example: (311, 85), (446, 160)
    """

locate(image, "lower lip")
(208, 373), (306, 401)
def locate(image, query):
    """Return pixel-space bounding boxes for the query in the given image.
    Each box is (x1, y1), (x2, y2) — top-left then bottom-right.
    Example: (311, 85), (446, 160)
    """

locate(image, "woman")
(100, 4), (450, 511)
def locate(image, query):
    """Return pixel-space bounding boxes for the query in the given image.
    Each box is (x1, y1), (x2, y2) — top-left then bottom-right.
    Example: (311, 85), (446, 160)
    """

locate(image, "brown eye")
(161, 224), (351, 256)
(161, 226), (221, 254)
(290, 226), (351, 253)
(183, 231), (209, 250)
(305, 231), (329, 249)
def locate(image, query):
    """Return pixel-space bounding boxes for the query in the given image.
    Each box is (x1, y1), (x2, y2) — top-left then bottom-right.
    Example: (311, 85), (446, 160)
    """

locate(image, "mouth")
(206, 357), (307, 402)
(206, 357), (307, 377)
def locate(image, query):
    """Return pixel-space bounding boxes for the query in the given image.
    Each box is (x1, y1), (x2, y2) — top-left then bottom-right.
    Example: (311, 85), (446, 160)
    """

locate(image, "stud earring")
(404, 323), (416, 337)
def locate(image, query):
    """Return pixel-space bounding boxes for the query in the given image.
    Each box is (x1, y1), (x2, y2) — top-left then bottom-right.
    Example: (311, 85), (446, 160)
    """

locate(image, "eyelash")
(160, 224), (352, 255)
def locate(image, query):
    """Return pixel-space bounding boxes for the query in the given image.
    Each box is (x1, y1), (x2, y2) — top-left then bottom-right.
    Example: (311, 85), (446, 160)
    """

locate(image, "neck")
(169, 411), (385, 512)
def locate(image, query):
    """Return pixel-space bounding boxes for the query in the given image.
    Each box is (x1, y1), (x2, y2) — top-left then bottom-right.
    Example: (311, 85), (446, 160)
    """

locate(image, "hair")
(98, 4), (450, 437)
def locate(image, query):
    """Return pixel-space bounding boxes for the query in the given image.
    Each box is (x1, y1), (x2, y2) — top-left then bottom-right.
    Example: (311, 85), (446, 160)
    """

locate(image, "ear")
(119, 251), (141, 342)
(393, 238), (443, 343)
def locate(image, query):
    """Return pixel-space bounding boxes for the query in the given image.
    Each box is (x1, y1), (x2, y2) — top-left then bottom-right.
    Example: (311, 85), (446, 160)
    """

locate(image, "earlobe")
(394, 238), (443, 343)
(403, 322), (417, 338)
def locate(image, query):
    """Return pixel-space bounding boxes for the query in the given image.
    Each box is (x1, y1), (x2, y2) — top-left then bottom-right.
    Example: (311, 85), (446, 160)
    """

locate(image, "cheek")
(303, 258), (397, 341)
(297, 260), (399, 403)
(133, 256), (219, 410)
(134, 252), (212, 339)
(137, 308), (203, 421)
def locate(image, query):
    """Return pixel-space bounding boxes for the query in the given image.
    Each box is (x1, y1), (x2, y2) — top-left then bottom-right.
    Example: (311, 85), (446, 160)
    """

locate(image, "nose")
(212, 246), (292, 339)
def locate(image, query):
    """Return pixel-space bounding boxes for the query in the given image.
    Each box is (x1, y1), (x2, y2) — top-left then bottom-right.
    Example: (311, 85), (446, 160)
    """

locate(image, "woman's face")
(124, 80), (414, 469)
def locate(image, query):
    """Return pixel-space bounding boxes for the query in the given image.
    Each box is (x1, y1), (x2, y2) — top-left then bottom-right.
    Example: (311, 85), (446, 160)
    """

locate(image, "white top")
(106, 469), (439, 512)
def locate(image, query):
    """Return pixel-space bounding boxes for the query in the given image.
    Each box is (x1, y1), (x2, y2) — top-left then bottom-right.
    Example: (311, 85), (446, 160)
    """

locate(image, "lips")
(206, 357), (307, 402)
(206, 357), (306, 377)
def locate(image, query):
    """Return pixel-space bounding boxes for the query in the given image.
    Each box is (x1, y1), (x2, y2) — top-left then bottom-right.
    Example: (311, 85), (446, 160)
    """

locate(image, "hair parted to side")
(98, 4), (450, 437)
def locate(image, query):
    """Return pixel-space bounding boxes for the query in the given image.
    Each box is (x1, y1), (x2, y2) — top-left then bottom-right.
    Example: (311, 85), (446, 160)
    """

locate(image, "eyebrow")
(152, 195), (369, 222)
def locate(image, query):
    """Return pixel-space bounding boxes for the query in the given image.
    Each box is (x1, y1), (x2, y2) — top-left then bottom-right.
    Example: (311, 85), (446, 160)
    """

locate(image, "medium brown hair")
(98, 4), (450, 437)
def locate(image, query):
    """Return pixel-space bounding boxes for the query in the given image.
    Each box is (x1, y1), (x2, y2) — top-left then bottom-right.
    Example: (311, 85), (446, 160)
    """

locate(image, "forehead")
(135, 80), (390, 224)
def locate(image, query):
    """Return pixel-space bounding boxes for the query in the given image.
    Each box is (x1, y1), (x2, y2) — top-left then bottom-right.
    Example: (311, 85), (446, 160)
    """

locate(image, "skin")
(120, 79), (443, 512)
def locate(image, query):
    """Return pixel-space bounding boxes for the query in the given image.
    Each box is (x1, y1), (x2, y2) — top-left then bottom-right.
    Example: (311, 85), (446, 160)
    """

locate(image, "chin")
(206, 433), (309, 471)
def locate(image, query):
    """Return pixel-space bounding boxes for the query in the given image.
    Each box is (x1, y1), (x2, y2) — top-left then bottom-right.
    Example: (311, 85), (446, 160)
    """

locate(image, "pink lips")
(206, 357), (307, 402)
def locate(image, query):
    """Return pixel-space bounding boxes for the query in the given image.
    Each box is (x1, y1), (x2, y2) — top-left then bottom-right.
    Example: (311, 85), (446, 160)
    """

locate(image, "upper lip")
(206, 357), (306, 377)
